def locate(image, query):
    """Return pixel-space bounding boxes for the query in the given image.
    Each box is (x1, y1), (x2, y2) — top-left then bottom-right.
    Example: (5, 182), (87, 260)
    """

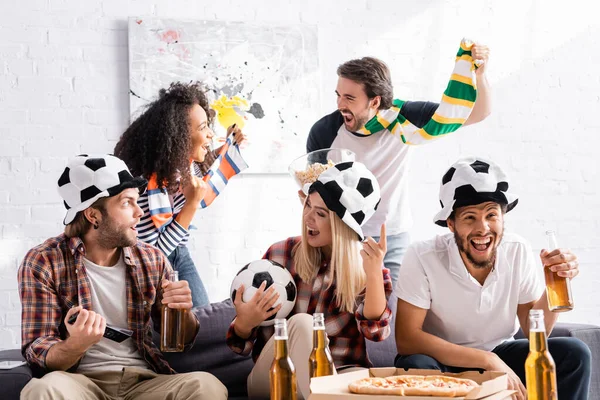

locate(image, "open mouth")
(470, 237), (492, 252)
(340, 110), (354, 126)
(307, 227), (320, 237)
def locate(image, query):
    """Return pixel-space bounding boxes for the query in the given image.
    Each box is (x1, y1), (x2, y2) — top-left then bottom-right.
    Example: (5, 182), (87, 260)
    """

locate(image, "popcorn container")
(288, 149), (356, 191)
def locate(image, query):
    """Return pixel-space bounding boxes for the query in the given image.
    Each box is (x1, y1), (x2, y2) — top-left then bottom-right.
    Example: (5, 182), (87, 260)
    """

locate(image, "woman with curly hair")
(115, 81), (246, 307)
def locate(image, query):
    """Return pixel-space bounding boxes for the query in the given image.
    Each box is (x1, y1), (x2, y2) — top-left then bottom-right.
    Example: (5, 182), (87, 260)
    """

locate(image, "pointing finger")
(379, 224), (387, 251)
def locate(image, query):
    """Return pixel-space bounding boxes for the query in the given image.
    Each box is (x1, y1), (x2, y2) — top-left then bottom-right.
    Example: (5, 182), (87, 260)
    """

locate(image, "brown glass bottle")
(544, 230), (573, 312)
(270, 319), (297, 400)
(525, 309), (558, 399)
(160, 271), (185, 352)
(309, 313), (334, 378)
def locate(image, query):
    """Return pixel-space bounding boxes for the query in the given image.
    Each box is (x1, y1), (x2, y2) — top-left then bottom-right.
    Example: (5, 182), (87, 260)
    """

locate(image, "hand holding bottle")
(161, 275), (193, 309)
(542, 231), (575, 312)
(160, 271), (188, 352)
(539, 249), (579, 280)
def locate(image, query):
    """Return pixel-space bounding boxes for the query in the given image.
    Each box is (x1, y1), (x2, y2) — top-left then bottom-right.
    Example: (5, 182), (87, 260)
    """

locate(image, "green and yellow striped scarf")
(358, 39), (479, 145)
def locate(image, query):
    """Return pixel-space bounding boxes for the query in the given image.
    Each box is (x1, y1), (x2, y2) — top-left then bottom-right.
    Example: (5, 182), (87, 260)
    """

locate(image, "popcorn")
(294, 160), (335, 186)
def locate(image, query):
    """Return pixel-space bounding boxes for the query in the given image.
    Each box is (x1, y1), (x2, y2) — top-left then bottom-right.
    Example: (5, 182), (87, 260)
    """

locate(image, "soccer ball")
(230, 259), (297, 326)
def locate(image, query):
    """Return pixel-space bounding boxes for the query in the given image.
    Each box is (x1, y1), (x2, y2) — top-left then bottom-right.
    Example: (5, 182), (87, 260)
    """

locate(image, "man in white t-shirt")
(393, 157), (591, 400)
(307, 44), (491, 285)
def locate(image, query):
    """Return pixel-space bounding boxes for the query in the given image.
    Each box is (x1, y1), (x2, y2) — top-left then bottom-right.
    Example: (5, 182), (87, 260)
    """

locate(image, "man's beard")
(454, 230), (503, 269)
(341, 109), (371, 132)
(97, 215), (136, 249)
(352, 114), (370, 132)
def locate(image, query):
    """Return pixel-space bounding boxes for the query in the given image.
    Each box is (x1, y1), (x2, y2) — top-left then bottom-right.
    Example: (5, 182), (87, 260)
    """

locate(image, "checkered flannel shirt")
(226, 236), (393, 369)
(18, 234), (197, 374)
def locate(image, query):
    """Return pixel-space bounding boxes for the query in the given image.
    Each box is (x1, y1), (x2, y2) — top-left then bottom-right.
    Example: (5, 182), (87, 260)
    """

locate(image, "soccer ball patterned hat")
(57, 154), (147, 225)
(434, 156), (518, 227)
(309, 161), (381, 240)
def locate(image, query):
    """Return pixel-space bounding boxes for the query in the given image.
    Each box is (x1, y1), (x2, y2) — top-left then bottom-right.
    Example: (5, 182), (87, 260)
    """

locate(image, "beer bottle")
(160, 271), (185, 352)
(270, 319), (297, 400)
(309, 313), (334, 378)
(544, 230), (574, 312)
(525, 309), (558, 399)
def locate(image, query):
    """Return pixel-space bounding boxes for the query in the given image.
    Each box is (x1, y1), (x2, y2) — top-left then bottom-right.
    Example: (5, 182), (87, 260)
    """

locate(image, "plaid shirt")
(226, 237), (393, 368)
(18, 234), (197, 374)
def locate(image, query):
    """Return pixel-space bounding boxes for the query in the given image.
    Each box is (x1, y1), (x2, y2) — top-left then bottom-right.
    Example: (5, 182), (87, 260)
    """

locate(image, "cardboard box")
(309, 368), (516, 400)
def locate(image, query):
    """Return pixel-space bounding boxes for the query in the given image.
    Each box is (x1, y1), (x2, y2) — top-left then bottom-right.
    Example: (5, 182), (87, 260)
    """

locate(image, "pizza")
(348, 374), (479, 397)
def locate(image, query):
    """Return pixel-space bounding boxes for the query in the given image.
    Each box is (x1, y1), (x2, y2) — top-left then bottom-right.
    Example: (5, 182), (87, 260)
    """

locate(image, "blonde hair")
(293, 210), (366, 313)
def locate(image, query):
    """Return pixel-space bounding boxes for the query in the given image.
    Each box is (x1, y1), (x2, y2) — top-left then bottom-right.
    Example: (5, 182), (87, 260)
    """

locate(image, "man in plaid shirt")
(18, 154), (226, 399)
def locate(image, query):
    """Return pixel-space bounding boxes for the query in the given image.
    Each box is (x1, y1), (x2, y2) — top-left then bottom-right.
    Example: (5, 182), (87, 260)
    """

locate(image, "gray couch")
(2, 298), (599, 399)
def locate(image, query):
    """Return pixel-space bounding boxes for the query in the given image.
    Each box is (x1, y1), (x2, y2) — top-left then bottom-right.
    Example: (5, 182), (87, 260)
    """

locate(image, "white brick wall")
(0, 0), (599, 350)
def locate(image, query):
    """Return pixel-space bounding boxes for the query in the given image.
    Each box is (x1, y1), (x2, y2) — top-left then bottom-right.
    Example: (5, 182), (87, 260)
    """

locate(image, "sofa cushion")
(155, 299), (253, 398)
(366, 294), (398, 367)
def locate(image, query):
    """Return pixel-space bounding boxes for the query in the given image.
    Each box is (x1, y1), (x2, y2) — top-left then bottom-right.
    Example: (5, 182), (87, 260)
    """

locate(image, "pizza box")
(308, 368), (516, 400)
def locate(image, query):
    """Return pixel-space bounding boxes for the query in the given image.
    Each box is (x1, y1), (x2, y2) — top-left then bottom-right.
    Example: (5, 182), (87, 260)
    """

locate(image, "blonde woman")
(226, 161), (392, 399)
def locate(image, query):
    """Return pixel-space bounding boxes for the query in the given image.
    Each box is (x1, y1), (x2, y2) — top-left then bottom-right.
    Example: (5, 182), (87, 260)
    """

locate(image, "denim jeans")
(167, 246), (210, 308)
(394, 338), (592, 400)
(371, 232), (410, 286)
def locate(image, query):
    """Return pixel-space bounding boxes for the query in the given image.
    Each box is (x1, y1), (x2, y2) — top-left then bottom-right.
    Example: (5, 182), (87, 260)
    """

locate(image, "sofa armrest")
(515, 322), (600, 398)
(549, 322), (600, 341)
(551, 322), (600, 398)
(0, 349), (32, 400)
(515, 321), (600, 343)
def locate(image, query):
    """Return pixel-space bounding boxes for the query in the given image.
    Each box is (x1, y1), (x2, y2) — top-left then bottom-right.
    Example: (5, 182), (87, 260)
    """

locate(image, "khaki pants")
(20, 367), (227, 400)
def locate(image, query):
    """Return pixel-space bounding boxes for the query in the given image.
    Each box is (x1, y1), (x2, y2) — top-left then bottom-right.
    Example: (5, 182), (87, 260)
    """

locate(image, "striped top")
(136, 162), (205, 257)
(137, 138), (248, 257)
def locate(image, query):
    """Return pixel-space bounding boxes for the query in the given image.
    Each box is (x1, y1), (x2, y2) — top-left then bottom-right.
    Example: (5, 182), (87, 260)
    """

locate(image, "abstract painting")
(128, 18), (320, 173)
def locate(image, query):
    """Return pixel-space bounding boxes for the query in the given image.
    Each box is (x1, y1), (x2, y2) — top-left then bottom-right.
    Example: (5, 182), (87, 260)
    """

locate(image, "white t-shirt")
(77, 254), (149, 372)
(307, 103), (439, 237)
(331, 128), (412, 237)
(394, 232), (545, 351)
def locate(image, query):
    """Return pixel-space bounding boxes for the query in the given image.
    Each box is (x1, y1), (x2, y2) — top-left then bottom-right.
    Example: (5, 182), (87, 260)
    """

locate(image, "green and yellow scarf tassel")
(358, 39), (480, 145)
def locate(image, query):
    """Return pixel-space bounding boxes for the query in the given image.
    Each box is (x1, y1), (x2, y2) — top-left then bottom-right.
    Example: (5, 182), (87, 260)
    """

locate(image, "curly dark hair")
(337, 57), (393, 109)
(114, 81), (213, 193)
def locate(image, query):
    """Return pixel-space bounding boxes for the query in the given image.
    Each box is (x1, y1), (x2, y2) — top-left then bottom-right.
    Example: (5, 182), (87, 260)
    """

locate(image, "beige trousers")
(20, 367), (227, 400)
(248, 313), (339, 400)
